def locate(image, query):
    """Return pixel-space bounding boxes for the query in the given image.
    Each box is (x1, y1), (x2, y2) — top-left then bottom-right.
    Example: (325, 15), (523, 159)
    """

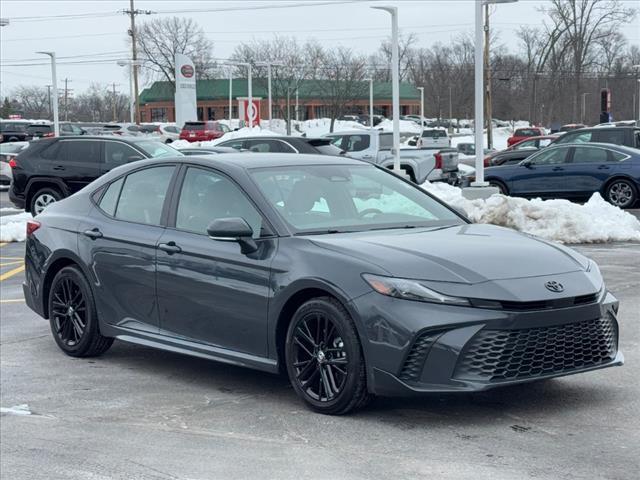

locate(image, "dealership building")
(138, 79), (421, 124)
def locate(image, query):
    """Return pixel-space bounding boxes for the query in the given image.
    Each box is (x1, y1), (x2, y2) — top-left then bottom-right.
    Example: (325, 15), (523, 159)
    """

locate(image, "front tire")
(489, 179), (508, 195)
(48, 266), (113, 357)
(30, 187), (62, 215)
(605, 179), (637, 209)
(285, 297), (371, 415)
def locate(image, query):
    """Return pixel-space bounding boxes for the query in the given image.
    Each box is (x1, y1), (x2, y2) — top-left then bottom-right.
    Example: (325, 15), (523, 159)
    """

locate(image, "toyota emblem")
(544, 281), (564, 293)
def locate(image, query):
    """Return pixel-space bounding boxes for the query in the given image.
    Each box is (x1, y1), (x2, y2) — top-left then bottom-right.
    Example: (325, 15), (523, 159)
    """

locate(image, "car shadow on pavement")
(96, 340), (614, 424)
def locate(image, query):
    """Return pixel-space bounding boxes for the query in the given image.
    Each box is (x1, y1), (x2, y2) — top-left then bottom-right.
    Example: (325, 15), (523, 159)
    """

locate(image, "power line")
(1, 51), (129, 64)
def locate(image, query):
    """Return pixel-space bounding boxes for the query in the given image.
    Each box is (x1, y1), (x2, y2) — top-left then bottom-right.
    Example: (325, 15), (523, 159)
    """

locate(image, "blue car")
(485, 143), (640, 208)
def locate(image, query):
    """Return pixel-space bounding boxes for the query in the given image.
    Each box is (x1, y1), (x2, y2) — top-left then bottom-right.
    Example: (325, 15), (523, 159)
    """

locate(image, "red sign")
(241, 99), (261, 125)
(180, 65), (194, 78)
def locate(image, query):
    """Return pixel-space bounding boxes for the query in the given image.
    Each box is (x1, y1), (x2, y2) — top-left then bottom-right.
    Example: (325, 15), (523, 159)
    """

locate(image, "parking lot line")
(1, 261), (23, 267)
(0, 298), (24, 304)
(0, 257), (23, 261)
(0, 264), (25, 282)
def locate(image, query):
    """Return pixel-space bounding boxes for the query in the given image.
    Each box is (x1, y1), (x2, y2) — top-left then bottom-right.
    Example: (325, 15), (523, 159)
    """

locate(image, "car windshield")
(422, 130), (446, 138)
(250, 164), (463, 234)
(133, 140), (183, 158)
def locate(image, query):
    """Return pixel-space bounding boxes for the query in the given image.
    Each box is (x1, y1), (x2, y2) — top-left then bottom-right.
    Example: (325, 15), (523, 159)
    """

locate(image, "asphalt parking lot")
(1, 193), (639, 480)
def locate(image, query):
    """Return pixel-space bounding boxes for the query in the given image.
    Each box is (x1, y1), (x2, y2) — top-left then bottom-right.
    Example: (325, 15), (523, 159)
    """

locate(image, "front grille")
(455, 315), (617, 382)
(399, 330), (446, 382)
(496, 293), (599, 311)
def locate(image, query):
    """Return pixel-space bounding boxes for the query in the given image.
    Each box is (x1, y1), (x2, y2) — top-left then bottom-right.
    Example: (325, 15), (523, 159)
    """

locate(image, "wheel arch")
(40, 251), (93, 319)
(25, 177), (68, 213)
(600, 174), (639, 196)
(271, 279), (365, 374)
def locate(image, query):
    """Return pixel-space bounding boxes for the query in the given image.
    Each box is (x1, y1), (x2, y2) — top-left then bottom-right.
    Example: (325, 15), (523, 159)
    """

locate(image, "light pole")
(634, 65), (640, 121)
(117, 60), (142, 123)
(37, 52), (59, 136)
(373, 5), (401, 175)
(369, 78), (374, 128)
(417, 86), (424, 129)
(256, 61), (284, 130)
(228, 65), (233, 123)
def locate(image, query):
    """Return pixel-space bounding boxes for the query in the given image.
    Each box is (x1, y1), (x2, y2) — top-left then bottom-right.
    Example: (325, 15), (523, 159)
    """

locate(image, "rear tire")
(48, 266), (113, 358)
(605, 179), (637, 209)
(30, 187), (62, 215)
(285, 297), (371, 415)
(489, 179), (508, 195)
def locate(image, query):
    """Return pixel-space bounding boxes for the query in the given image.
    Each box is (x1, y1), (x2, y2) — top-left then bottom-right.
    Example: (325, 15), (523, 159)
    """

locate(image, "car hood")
(307, 223), (588, 284)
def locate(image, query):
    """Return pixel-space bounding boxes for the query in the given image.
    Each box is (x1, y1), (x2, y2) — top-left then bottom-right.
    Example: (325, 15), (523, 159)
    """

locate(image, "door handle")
(597, 165), (610, 170)
(83, 228), (103, 239)
(361, 154), (373, 160)
(53, 165), (65, 171)
(158, 241), (182, 254)
(552, 166), (564, 171)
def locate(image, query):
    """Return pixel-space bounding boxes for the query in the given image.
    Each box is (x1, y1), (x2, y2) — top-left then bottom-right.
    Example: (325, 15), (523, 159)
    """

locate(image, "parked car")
(456, 143), (495, 157)
(99, 123), (141, 136)
(551, 127), (640, 149)
(217, 136), (344, 156)
(24, 153), (622, 414)
(9, 136), (183, 214)
(0, 120), (31, 143)
(178, 146), (239, 155)
(60, 123), (87, 136)
(158, 124), (181, 143)
(0, 141), (28, 187)
(417, 128), (451, 149)
(338, 115), (360, 122)
(179, 121), (230, 142)
(324, 130), (459, 184)
(489, 149), (539, 166)
(27, 123), (54, 139)
(357, 114), (384, 127)
(507, 127), (545, 146)
(485, 143), (640, 208)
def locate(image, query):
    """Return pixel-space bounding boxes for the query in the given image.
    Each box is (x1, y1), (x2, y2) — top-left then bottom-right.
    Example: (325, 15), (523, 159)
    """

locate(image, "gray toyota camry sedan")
(22, 153), (623, 414)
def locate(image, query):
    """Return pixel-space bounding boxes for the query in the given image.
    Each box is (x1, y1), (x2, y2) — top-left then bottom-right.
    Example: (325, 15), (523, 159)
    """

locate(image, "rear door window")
(62, 140), (102, 164)
(571, 146), (609, 163)
(114, 166), (175, 225)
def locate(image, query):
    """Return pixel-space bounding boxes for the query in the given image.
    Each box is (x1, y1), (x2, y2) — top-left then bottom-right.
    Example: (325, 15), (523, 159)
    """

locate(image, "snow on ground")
(450, 126), (513, 151)
(0, 404), (32, 416)
(0, 212), (32, 242)
(422, 181), (640, 244)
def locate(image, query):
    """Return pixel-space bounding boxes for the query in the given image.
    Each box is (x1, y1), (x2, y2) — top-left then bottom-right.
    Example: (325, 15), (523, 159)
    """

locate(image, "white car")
(417, 128), (450, 149)
(158, 124), (181, 144)
(0, 141), (29, 188)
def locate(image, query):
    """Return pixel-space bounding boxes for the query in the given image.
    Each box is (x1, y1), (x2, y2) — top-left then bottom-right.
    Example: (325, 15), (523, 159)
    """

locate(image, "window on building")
(150, 108), (167, 122)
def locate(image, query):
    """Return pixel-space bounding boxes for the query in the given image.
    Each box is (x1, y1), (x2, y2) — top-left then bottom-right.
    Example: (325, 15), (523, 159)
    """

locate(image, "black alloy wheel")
(48, 266), (113, 357)
(286, 297), (371, 415)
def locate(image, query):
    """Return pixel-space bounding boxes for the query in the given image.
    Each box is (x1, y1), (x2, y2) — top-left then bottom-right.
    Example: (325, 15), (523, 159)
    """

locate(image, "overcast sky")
(1, 0), (638, 97)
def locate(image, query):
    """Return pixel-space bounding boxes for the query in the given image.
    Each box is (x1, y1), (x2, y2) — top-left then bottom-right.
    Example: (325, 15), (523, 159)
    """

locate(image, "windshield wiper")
(297, 229), (347, 236)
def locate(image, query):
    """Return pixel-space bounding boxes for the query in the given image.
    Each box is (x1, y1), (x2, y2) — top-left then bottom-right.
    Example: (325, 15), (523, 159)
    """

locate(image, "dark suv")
(0, 121), (31, 143)
(552, 126), (640, 149)
(9, 136), (182, 214)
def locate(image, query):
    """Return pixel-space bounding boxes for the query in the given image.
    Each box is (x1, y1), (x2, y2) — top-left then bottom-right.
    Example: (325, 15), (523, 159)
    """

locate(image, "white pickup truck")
(323, 130), (459, 184)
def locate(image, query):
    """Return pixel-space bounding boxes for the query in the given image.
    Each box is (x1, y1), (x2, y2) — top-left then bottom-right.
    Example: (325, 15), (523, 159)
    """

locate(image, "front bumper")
(351, 290), (623, 396)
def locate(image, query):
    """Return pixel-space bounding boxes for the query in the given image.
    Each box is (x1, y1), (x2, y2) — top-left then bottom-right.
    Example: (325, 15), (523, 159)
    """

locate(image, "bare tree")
(70, 84), (130, 122)
(369, 33), (417, 82)
(136, 17), (215, 85)
(11, 86), (50, 119)
(544, 0), (636, 119)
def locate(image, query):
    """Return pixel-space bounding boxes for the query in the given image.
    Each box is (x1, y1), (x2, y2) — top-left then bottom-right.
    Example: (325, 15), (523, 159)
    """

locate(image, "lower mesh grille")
(454, 316), (617, 382)
(399, 330), (445, 382)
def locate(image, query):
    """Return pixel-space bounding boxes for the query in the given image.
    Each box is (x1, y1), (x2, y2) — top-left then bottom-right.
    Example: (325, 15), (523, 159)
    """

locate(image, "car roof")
(220, 136), (326, 142)
(323, 130), (378, 135)
(544, 142), (639, 154)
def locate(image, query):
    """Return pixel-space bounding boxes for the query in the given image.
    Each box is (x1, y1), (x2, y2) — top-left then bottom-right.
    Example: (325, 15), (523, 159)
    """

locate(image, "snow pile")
(450, 126), (513, 151)
(0, 212), (32, 242)
(422, 182), (640, 244)
(0, 404), (32, 416)
(376, 119), (423, 136)
(300, 118), (367, 137)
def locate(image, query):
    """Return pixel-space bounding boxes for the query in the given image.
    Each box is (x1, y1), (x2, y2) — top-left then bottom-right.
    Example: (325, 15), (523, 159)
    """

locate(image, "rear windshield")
(134, 140), (183, 158)
(421, 130), (447, 138)
(27, 124), (52, 133)
(183, 122), (205, 131)
(515, 129), (538, 136)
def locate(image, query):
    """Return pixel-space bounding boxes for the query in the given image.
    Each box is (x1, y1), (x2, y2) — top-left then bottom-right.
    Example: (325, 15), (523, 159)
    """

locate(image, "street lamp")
(368, 78), (374, 128)
(468, 0), (517, 194)
(581, 92), (591, 124)
(117, 59), (142, 123)
(36, 52), (59, 136)
(634, 65), (640, 121)
(256, 61), (284, 131)
(417, 86), (424, 128)
(372, 5), (401, 175)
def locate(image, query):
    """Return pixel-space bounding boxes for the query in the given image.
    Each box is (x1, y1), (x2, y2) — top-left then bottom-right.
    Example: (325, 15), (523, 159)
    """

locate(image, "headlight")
(362, 274), (470, 306)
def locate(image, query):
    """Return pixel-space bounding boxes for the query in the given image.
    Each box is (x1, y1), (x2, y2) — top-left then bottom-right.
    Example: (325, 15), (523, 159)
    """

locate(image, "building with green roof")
(139, 78), (421, 123)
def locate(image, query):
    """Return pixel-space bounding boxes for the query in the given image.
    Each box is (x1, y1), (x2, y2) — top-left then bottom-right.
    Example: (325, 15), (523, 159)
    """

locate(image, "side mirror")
(128, 155), (144, 162)
(206, 217), (258, 254)
(521, 160), (532, 167)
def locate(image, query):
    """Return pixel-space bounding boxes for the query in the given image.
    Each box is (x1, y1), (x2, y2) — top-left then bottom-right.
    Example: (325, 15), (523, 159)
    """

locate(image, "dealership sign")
(174, 53), (197, 128)
(237, 98), (261, 126)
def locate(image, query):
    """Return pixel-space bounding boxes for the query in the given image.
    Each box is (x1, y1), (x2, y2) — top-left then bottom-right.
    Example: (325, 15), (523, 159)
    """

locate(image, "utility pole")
(63, 78), (72, 122)
(484, 3), (493, 150)
(123, 1), (153, 125)
(112, 83), (120, 122)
